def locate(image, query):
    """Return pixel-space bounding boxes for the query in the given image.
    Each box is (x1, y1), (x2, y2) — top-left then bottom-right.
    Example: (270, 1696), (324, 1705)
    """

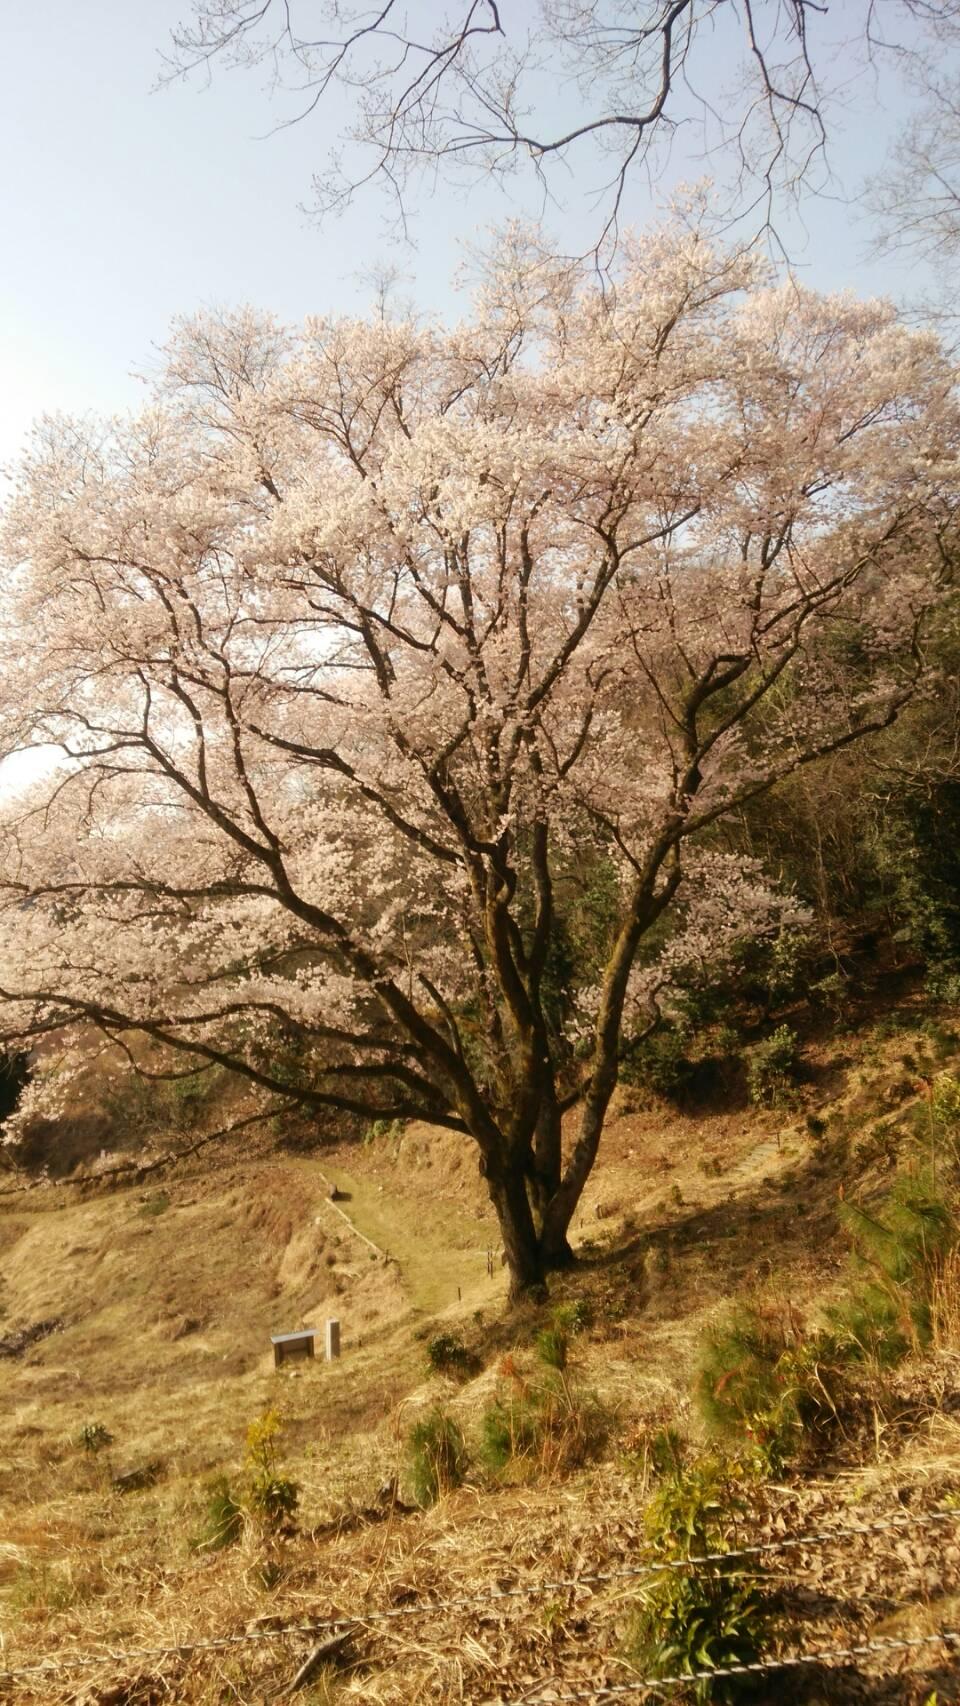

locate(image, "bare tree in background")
(166, 1), (960, 253)
(869, 70), (960, 266)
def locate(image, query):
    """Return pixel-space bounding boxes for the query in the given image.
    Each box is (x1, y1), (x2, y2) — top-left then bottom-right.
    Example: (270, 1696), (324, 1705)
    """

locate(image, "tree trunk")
(539, 1064), (617, 1264)
(540, 1223), (576, 1270)
(486, 1156), (547, 1302)
(531, 1096), (561, 1218)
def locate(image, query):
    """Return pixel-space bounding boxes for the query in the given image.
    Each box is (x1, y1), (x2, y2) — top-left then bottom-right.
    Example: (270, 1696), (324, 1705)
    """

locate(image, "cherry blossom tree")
(0, 226), (956, 1297)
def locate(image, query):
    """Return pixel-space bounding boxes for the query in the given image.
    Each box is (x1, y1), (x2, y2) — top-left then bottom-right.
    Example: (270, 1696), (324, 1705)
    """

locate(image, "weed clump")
(695, 1173), (957, 1467)
(625, 1456), (775, 1701)
(137, 1190), (170, 1217)
(479, 1313), (607, 1479)
(694, 1303), (832, 1473)
(190, 1474), (244, 1552)
(426, 1331), (480, 1379)
(191, 1409), (300, 1550)
(825, 1173), (956, 1365)
(406, 1409), (469, 1506)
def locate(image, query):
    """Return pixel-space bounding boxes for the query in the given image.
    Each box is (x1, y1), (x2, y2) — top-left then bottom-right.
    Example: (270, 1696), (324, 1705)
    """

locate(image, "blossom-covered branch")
(1, 224), (956, 1294)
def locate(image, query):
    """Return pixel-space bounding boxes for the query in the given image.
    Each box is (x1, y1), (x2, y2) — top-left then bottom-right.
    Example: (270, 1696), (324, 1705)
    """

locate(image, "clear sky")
(0, 2), (952, 476)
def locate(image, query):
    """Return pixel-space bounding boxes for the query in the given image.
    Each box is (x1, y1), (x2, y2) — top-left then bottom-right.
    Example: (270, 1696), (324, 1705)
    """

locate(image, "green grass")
(310, 1162), (501, 1314)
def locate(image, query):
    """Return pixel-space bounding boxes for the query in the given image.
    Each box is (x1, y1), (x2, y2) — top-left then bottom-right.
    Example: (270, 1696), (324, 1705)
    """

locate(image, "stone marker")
(325, 1318), (341, 1361)
(271, 1329), (316, 1369)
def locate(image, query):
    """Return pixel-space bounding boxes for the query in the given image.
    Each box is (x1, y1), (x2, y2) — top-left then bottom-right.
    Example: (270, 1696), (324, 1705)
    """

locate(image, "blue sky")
(0, 2), (949, 474)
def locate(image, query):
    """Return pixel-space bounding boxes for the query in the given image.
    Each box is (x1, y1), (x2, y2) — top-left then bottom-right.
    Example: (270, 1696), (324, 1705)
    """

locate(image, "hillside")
(2, 997), (960, 1704)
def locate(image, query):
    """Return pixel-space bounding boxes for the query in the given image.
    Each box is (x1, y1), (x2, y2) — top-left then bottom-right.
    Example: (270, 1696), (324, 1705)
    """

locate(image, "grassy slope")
(2, 1002), (960, 1702)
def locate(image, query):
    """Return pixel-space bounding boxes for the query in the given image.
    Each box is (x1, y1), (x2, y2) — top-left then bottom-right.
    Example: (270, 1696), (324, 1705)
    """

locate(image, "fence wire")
(1, 1502), (958, 1687)
(506, 1627), (960, 1702)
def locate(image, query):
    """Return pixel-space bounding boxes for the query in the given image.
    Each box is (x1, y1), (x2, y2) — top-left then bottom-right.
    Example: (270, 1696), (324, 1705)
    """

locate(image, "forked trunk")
(539, 1064), (618, 1266)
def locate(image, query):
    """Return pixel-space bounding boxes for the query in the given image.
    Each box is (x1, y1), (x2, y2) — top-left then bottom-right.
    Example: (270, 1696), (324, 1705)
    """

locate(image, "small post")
(325, 1318), (341, 1361)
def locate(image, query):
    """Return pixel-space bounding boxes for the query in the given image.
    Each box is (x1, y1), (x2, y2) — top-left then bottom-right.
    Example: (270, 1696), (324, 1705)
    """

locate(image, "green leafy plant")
(76, 1420), (113, 1454)
(744, 1025), (798, 1107)
(621, 1026), (693, 1100)
(625, 1457), (775, 1702)
(244, 1409), (300, 1527)
(406, 1408), (469, 1506)
(425, 1332), (479, 1379)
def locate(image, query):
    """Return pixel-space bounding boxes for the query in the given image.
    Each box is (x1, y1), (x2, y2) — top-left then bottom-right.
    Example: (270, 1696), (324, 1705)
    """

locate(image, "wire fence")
(2, 1501), (959, 1690)
(507, 1629), (960, 1704)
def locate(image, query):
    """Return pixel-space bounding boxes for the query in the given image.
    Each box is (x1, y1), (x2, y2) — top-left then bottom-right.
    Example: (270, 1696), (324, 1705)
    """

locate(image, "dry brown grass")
(4, 1011), (960, 1701)
(931, 1244), (960, 1356)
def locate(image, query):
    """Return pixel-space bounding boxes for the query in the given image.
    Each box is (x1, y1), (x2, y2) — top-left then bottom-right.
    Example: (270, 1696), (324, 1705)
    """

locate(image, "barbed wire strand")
(2, 1504), (958, 1683)
(505, 1628), (960, 1704)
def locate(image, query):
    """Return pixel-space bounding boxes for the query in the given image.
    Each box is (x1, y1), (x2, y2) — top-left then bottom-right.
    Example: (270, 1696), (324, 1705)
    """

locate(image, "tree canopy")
(0, 226), (957, 1293)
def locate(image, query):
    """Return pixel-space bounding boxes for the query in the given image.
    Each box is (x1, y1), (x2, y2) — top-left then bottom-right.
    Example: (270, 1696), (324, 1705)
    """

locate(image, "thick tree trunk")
(540, 1223), (576, 1270)
(486, 1156), (547, 1302)
(531, 1096), (561, 1217)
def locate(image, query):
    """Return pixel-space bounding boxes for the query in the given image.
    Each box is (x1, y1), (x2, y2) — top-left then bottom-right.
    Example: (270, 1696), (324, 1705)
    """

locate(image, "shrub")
(244, 1410), (300, 1527)
(426, 1332), (479, 1379)
(825, 1173), (956, 1366)
(534, 1323), (570, 1371)
(533, 1301), (593, 1374)
(806, 970), (851, 1020)
(694, 1300), (843, 1474)
(190, 1474), (244, 1552)
(480, 1381), (545, 1472)
(364, 1116), (405, 1146)
(744, 1025), (798, 1107)
(76, 1421), (113, 1454)
(479, 1348), (607, 1479)
(406, 1409), (469, 1506)
(649, 1425), (687, 1479)
(696, 1174), (959, 1472)
(695, 1305), (809, 1472)
(625, 1457), (776, 1702)
(553, 1298), (593, 1334)
(621, 1027), (693, 1100)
